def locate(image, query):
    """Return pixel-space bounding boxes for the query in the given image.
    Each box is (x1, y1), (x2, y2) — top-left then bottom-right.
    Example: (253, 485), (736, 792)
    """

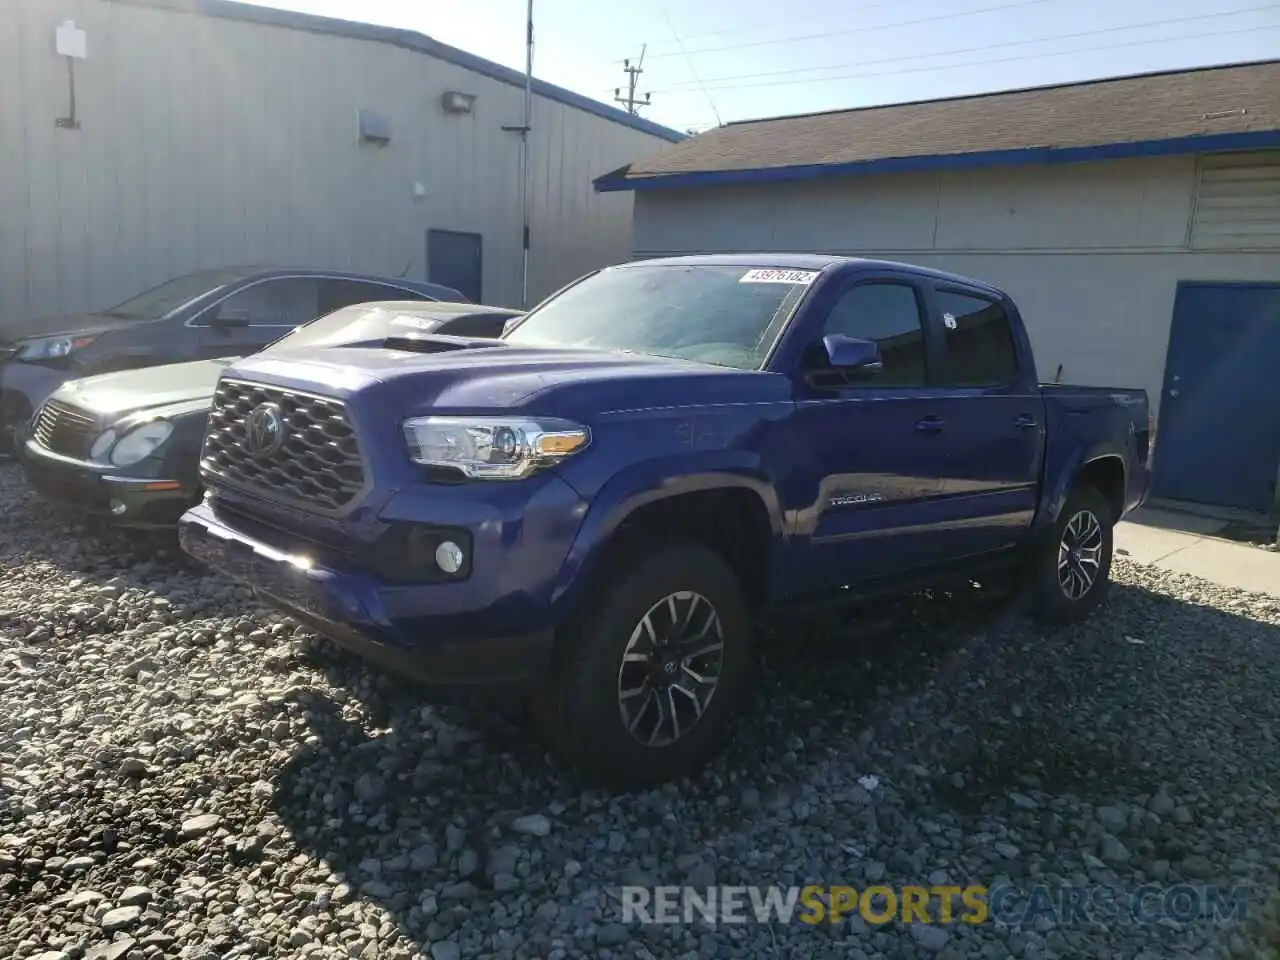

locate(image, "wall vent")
(357, 109), (391, 145)
(1190, 151), (1280, 250)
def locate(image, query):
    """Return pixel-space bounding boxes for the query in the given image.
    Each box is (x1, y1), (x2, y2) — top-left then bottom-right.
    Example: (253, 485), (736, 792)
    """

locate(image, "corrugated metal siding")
(0, 0), (664, 323)
(1191, 152), (1280, 250)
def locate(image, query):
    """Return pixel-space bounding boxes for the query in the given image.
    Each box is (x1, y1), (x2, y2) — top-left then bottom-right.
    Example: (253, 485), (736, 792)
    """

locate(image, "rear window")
(263, 304), (447, 352)
(936, 290), (1019, 386)
(503, 264), (817, 370)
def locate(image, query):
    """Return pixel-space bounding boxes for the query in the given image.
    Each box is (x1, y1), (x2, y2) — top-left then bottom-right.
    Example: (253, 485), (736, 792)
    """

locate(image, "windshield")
(263, 303), (445, 352)
(502, 264), (816, 369)
(105, 269), (250, 320)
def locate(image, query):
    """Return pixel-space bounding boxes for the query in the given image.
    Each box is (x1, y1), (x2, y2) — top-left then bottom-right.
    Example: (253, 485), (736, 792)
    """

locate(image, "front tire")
(1028, 485), (1114, 625)
(534, 543), (753, 789)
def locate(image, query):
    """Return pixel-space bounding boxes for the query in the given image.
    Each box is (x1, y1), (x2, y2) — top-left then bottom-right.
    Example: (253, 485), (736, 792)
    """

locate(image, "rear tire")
(533, 543), (753, 789)
(1027, 485), (1114, 625)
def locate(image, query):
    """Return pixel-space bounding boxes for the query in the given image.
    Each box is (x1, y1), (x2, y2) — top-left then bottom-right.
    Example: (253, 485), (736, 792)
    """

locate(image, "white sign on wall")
(55, 20), (87, 59)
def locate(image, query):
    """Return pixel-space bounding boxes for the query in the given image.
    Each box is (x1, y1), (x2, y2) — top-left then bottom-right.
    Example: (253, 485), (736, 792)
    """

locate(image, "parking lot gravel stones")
(2, 460), (1279, 959)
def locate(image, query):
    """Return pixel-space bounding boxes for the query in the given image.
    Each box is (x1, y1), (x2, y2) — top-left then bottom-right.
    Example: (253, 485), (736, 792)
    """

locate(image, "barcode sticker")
(739, 268), (818, 285)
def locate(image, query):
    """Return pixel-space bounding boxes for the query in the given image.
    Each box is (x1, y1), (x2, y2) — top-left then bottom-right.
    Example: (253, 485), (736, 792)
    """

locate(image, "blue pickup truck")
(178, 255), (1150, 787)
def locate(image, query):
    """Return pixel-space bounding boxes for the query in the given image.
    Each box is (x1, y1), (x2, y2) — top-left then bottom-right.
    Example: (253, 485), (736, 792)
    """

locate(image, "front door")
(791, 277), (954, 590)
(1151, 282), (1280, 513)
(196, 277), (320, 358)
(427, 230), (483, 303)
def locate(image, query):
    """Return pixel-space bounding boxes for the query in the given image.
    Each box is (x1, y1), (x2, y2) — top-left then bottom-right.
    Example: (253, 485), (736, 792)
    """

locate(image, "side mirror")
(804, 334), (882, 387)
(210, 308), (251, 329)
(501, 316), (522, 336)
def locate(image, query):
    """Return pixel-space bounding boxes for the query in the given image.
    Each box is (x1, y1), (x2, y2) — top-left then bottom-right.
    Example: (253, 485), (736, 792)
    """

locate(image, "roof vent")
(1202, 108), (1247, 121)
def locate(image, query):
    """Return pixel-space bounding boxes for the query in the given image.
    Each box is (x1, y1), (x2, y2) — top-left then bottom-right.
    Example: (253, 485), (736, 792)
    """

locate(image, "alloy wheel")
(1057, 509), (1104, 601)
(616, 590), (725, 747)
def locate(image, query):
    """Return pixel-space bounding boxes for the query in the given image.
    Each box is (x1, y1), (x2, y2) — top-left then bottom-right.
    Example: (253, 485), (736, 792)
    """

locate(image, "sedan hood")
(54, 358), (239, 417)
(224, 338), (790, 417)
(0, 312), (150, 344)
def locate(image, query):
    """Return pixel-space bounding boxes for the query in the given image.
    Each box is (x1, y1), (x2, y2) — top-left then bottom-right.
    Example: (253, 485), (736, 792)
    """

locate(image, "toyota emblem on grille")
(245, 402), (285, 457)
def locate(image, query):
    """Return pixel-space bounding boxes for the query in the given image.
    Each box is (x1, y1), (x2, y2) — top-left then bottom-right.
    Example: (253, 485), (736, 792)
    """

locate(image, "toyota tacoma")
(178, 255), (1151, 787)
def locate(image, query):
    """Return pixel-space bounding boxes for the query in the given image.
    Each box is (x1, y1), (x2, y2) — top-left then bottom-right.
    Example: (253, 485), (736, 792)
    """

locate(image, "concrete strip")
(1114, 522), (1203, 565)
(1154, 536), (1280, 598)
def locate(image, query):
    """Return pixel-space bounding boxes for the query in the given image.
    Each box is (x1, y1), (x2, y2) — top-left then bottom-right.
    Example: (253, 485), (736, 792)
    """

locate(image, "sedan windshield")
(502, 264), (817, 370)
(105, 269), (250, 320)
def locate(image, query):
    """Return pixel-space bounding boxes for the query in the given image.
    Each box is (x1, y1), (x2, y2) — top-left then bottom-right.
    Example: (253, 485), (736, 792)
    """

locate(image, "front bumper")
(21, 440), (198, 528)
(178, 500), (559, 688)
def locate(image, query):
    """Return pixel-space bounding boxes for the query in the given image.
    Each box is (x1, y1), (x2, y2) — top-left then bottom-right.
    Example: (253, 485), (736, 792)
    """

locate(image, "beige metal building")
(599, 62), (1280, 513)
(0, 0), (683, 319)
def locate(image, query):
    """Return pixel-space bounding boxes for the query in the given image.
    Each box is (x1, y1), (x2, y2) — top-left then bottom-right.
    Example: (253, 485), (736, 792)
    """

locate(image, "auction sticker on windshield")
(739, 269), (818, 285)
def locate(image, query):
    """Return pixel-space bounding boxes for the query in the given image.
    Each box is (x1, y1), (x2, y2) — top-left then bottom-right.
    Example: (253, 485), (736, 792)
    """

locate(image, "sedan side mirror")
(804, 334), (882, 387)
(210, 308), (251, 329)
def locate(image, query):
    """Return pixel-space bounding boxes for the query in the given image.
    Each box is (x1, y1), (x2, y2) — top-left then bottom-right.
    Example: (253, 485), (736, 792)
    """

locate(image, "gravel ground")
(2, 460), (1279, 960)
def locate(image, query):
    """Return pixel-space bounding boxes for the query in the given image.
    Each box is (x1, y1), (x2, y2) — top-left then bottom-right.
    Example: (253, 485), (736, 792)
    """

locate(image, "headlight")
(402, 416), (589, 480)
(108, 420), (173, 467)
(89, 429), (118, 462)
(14, 334), (98, 361)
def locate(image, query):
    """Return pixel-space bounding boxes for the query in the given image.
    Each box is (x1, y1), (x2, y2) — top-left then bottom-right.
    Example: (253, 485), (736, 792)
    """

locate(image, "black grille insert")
(32, 400), (98, 458)
(201, 379), (366, 512)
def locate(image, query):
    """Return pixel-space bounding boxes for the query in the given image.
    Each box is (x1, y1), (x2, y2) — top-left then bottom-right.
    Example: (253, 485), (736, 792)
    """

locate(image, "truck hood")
(225, 340), (790, 415)
(54, 358), (237, 417)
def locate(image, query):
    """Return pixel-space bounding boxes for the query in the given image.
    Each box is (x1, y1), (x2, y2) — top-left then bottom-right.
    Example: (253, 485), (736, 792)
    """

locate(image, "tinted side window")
(936, 291), (1018, 387)
(201, 278), (319, 327)
(821, 282), (927, 386)
(319, 280), (428, 314)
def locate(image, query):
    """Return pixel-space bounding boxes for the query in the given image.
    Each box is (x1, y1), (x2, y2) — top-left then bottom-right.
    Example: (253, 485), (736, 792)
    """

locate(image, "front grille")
(201, 379), (366, 512)
(31, 400), (98, 457)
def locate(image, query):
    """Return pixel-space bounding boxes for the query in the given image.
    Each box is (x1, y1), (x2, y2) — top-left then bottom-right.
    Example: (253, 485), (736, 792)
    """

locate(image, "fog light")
(435, 540), (464, 574)
(109, 499), (127, 516)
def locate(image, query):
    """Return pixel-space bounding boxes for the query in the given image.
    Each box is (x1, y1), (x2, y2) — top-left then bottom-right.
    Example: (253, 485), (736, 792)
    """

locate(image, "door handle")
(915, 416), (946, 433)
(1014, 414), (1038, 429)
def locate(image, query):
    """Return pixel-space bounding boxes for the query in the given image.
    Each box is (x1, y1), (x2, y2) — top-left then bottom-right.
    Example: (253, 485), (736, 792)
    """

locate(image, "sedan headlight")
(14, 334), (98, 361)
(106, 420), (174, 467)
(402, 416), (589, 480)
(89, 429), (118, 462)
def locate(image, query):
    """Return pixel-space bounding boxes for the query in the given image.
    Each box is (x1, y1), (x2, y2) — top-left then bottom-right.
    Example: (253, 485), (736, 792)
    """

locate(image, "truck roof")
(626, 254), (1005, 298)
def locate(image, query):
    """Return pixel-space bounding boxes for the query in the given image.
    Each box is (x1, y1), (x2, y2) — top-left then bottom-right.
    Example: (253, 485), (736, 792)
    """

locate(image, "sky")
(239, 0), (1280, 133)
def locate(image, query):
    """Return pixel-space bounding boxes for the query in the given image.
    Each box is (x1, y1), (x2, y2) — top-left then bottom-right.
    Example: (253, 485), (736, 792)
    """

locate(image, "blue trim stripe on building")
(120, 0), (686, 143)
(593, 129), (1280, 192)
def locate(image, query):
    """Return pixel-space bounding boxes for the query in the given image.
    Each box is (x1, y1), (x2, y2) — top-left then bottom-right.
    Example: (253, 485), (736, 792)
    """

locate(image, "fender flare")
(549, 456), (784, 609)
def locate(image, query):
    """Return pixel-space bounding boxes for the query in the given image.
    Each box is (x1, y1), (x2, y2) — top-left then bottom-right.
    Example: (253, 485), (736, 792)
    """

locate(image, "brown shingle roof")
(597, 59), (1280, 191)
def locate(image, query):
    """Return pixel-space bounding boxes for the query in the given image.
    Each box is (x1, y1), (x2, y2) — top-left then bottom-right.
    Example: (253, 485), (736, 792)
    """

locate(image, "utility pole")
(614, 45), (651, 115)
(502, 0), (534, 308)
(520, 0), (532, 309)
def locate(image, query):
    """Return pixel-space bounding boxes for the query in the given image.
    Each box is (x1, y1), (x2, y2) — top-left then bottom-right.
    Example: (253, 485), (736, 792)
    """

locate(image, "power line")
(643, 0), (1056, 59)
(650, 22), (1280, 95)
(653, 0), (722, 127)
(625, 0), (902, 53)
(614, 45), (652, 114)
(656, 4), (1280, 90)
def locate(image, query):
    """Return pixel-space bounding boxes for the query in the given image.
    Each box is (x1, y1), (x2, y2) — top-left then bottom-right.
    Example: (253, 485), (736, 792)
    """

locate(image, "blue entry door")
(427, 229), (483, 303)
(1151, 283), (1280, 513)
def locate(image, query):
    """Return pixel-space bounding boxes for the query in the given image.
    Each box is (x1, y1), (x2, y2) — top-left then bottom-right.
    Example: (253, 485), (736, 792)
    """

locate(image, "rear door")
(927, 286), (1044, 555)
